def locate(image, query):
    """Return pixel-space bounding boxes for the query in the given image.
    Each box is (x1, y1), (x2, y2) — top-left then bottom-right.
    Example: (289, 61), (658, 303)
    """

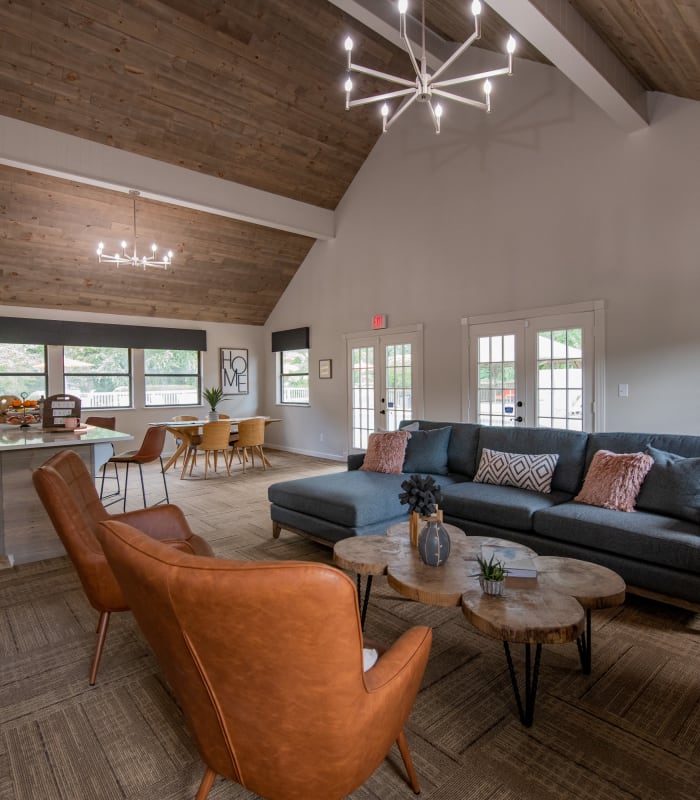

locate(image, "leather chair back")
(97, 520), (431, 800)
(85, 416), (116, 430)
(124, 424), (167, 463)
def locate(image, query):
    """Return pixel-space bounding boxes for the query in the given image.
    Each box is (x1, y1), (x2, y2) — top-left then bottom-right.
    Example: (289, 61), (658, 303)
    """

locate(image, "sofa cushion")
(635, 446), (700, 524)
(401, 420), (481, 478)
(441, 481), (572, 532)
(574, 450), (653, 512)
(534, 502), (700, 573)
(269, 470), (465, 529)
(473, 448), (559, 494)
(359, 430), (410, 474)
(402, 426), (452, 475)
(477, 426), (588, 495)
(583, 432), (700, 469)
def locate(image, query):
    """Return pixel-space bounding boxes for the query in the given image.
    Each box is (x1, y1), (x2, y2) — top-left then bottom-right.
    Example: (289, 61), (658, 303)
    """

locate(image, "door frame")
(344, 324), (424, 450)
(461, 300), (606, 431)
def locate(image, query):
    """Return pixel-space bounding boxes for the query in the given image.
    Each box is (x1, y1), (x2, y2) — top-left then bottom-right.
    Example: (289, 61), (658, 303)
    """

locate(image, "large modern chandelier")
(343, 0), (516, 133)
(97, 190), (173, 269)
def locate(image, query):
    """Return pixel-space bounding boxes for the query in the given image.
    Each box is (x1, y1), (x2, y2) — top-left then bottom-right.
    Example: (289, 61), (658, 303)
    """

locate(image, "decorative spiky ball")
(399, 474), (444, 517)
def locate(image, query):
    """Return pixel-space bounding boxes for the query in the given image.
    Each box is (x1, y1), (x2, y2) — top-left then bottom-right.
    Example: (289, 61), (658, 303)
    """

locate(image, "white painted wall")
(0, 304), (265, 454)
(264, 51), (700, 457)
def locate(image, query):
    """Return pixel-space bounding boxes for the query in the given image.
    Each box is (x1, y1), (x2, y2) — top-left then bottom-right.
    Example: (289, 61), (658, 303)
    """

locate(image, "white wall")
(264, 51), (700, 457)
(0, 304), (265, 453)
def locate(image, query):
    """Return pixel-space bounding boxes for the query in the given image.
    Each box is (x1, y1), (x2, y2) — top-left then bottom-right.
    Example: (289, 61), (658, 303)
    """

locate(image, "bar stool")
(86, 416), (120, 498)
(101, 425), (170, 511)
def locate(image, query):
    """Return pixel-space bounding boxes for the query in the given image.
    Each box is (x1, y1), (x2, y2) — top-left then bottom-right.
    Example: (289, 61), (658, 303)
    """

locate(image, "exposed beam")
(488, 0), (647, 132)
(0, 116), (335, 241)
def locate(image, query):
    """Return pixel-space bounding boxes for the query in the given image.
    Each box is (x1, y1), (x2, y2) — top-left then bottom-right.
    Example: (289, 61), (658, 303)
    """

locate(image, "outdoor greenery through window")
(64, 346), (131, 409)
(0, 343), (47, 399)
(279, 349), (309, 404)
(144, 349), (200, 406)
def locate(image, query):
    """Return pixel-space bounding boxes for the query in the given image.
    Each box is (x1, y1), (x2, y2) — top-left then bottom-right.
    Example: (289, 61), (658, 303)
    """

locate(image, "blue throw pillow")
(402, 426), (452, 476)
(635, 446), (700, 524)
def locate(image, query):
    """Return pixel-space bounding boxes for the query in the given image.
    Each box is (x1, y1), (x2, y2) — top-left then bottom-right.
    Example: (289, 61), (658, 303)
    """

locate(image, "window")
(0, 342), (47, 398)
(279, 349), (309, 404)
(64, 346), (131, 409)
(144, 349), (200, 406)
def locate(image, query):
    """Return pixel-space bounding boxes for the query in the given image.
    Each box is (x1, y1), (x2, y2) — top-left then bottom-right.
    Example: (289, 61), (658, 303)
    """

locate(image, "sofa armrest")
(348, 452), (366, 471)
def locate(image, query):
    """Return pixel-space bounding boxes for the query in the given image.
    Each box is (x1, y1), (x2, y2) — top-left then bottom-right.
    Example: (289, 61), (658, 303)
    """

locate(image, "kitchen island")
(0, 424), (133, 566)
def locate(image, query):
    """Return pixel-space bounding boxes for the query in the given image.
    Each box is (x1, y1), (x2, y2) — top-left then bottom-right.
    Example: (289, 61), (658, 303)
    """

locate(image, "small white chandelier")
(97, 190), (173, 269)
(343, 0), (516, 134)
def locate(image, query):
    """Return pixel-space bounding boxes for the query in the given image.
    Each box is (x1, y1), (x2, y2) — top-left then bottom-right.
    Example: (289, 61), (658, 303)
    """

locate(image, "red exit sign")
(372, 314), (387, 330)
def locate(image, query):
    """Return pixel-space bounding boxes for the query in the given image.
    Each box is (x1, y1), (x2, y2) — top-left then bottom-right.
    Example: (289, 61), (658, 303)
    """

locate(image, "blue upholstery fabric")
(635, 446), (700, 524)
(401, 420), (481, 478)
(477, 426), (588, 495)
(440, 481), (571, 532)
(402, 426), (452, 475)
(533, 502), (700, 572)
(583, 432), (700, 469)
(268, 470), (465, 529)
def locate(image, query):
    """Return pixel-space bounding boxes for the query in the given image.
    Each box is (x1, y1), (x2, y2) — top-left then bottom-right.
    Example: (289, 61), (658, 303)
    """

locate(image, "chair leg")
(89, 611), (111, 686)
(195, 767), (217, 800)
(396, 729), (420, 794)
(123, 462), (131, 512)
(138, 463), (148, 508)
(160, 456), (170, 504)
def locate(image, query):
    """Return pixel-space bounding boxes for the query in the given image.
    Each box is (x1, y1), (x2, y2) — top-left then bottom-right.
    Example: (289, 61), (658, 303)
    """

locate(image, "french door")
(346, 327), (424, 450)
(467, 310), (598, 431)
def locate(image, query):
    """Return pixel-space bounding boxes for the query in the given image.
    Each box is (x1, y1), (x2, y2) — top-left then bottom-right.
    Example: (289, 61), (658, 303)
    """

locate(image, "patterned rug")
(1, 451), (699, 799)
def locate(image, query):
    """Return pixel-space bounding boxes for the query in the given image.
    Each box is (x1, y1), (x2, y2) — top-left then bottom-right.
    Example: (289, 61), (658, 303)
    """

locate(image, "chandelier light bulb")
(507, 35), (516, 53)
(435, 103), (443, 118)
(471, 0), (482, 16)
(398, 0), (408, 15)
(344, 36), (353, 51)
(344, 77), (353, 92)
(484, 79), (492, 96)
(381, 103), (389, 117)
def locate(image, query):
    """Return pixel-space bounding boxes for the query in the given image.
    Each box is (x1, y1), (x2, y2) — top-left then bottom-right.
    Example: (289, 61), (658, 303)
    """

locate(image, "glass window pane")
(0, 343), (47, 398)
(144, 349), (198, 374)
(64, 346), (131, 409)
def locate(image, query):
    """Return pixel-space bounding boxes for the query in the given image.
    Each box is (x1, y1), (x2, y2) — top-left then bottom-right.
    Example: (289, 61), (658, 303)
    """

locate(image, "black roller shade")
(271, 326), (309, 352)
(0, 317), (206, 351)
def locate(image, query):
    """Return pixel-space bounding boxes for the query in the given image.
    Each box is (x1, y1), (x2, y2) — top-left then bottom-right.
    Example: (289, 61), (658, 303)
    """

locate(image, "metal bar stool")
(101, 425), (170, 511)
(86, 416), (120, 498)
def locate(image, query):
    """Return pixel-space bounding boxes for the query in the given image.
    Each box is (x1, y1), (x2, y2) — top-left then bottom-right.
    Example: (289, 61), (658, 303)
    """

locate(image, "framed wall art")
(220, 348), (249, 395)
(319, 359), (332, 379)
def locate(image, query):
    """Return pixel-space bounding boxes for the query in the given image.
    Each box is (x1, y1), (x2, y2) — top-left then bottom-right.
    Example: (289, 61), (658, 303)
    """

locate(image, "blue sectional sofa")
(268, 421), (700, 607)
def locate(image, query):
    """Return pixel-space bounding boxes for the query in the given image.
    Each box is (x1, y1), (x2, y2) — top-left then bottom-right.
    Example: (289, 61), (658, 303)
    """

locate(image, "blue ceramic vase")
(418, 521), (451, 567)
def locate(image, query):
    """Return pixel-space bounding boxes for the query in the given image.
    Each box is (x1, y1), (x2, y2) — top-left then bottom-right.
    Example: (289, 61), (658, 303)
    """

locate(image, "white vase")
(206, 411), (219, 421)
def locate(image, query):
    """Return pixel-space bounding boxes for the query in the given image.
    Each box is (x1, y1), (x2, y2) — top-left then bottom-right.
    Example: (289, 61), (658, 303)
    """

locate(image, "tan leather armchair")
(32, 449), (214, 685)
(97, 519), (432, 800)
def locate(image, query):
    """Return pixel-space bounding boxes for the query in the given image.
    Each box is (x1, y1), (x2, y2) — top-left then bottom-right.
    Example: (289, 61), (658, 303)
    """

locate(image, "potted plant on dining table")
(203, 386), (224, 421)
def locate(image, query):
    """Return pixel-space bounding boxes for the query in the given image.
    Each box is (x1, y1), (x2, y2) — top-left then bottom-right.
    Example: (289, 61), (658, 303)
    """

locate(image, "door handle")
(515, 416), (523, 422)
(379, 410), (386, 415)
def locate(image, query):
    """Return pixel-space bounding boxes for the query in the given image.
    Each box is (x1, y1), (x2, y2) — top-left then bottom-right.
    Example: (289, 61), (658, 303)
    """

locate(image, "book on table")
(480, 545), (537, 578)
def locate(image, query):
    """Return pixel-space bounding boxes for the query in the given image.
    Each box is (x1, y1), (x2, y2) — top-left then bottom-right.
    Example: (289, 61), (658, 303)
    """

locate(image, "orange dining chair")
(102, 425), (169, 510)
(32, 449), (213, 685)
(97, 519), (432, 800)
(85, 416), (120, 497)
(186, 420), (232, 479)
(230, 417), (268, 473)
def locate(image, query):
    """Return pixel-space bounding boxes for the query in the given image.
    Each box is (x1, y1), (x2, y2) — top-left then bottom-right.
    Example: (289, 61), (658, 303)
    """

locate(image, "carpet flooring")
(1, 450), (699, 799)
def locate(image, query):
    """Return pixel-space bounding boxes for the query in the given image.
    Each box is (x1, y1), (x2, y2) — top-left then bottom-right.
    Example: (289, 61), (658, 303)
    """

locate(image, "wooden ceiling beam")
(487, 0), (648, 132)
(0, 115), (335, 240)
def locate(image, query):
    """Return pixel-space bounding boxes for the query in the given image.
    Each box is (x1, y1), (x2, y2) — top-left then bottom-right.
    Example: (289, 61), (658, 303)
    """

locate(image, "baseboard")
(266, 443), (345, 462)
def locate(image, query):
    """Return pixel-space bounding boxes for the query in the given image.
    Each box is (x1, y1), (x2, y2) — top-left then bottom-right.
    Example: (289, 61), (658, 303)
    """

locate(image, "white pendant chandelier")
(343, 0), (516, 134)
(97, 190), (173, 270)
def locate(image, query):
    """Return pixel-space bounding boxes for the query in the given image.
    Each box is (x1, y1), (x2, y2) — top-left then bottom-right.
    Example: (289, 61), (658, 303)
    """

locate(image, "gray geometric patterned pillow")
(473, 448), (559, 494)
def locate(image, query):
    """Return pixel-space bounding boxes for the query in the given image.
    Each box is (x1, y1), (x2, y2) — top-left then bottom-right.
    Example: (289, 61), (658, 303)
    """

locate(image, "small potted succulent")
(203, 386), (224, 421)
(476, 553), (506, 596)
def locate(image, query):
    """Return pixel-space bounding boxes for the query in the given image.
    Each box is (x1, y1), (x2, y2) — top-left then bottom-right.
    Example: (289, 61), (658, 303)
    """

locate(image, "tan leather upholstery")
(97, 520), (432, 800)
(32, 449), (214, 684)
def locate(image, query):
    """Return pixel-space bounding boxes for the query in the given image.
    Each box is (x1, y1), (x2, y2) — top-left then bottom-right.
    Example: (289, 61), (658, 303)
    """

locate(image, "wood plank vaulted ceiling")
(0, 0), (698, 324)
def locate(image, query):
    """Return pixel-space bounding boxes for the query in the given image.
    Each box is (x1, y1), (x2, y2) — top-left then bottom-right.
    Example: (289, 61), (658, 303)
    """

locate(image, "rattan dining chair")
(187, 420), (232, 479)
(231, 417), (268, 473)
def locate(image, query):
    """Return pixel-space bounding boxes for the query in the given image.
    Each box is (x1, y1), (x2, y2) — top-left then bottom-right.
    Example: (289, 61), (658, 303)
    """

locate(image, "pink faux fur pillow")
(359, 430), (411, 474)
(575, 449), (654, 512)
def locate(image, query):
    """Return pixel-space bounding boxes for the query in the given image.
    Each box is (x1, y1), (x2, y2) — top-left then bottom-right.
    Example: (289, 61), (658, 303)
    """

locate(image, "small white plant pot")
(479, 577), (505, 596)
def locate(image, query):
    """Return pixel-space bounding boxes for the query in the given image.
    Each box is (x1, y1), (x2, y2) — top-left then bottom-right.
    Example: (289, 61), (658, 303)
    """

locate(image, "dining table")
(151, 417), (281, 474)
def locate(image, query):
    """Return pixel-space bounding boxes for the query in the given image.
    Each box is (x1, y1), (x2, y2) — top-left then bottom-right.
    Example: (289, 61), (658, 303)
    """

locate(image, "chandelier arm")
(399, 25), (422, 80)
(427, 100), (441, 134)
(349, 62), (416, 88)
(348, 87), (415, 108)
(384, 92), (420, 131)
(431, 88), (488, 111)
(432, 66), (511, 90)
(131, 194), (138, 261)
(430, 32), (480, 84)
